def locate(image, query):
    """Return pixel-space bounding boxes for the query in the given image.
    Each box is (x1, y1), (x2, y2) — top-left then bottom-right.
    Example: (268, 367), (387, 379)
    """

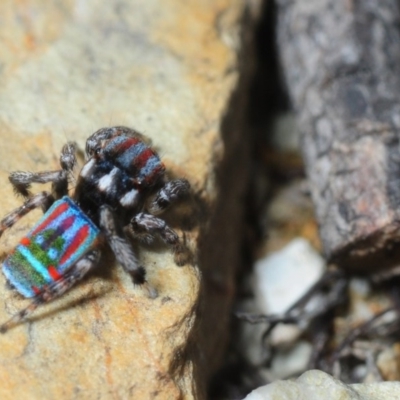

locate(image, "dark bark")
(276, 0), (400, 271)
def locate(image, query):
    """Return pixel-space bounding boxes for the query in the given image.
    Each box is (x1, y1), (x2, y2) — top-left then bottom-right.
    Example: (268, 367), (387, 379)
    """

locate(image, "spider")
(0, 126), (190, 333)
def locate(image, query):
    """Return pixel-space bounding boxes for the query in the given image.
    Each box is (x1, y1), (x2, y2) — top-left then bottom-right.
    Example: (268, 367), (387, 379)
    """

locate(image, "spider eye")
(85, 144), (102, 159)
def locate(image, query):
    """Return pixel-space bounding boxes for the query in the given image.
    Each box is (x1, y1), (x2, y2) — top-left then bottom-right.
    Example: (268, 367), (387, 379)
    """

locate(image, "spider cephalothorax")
(0, 126), (190, 332)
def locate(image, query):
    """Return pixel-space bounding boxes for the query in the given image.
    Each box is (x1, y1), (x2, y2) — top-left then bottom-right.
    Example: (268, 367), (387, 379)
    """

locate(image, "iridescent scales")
(2, 197), (100, 298)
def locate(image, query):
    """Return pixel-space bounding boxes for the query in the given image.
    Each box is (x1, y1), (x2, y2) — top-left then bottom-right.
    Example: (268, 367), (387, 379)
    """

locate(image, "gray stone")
(245, 370), (400, 400)
(253, 238), (325, 345)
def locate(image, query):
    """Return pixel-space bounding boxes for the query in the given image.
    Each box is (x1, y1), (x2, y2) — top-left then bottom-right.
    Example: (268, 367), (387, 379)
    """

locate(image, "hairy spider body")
(76, 131), (165, 221)
(0, 126), (190, 332)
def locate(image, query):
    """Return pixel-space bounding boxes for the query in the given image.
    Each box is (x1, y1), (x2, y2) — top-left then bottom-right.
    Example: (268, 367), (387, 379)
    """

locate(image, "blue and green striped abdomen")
(2, 197), (100, 298)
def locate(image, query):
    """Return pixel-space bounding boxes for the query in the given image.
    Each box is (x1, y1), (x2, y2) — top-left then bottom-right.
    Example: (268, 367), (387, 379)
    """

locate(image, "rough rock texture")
(245, 370), (400, 400)
(0, 1), (261, 399)
(276, 0), (400, 271)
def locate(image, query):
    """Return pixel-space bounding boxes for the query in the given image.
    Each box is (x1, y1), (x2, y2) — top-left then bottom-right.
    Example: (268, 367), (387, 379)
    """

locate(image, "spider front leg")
(98, 206), (157, 298)
(9, 142), (77, 199)
(0, 191), (54, 238)
(147, 179), (190, 215)
(0, 249), (100, 333)
(128, 212), (189, 266)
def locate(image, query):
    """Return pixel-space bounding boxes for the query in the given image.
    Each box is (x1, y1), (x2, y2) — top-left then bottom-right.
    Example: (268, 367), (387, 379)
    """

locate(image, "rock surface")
(0, 1), (261, 399)
(245, 370), (400, 400)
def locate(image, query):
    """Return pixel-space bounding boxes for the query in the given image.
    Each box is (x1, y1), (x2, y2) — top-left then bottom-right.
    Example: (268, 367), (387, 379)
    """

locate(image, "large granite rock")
(0, 1), (261, 398)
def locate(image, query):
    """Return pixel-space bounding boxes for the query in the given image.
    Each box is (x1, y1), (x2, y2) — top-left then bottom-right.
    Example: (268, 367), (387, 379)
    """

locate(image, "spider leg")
(0, 191), (54, 238)
(147, 179), (190, 215)
(128, 212), (189, 266)
(98, 206), (157, 298)
(0, 249), (100, 333)
(9, 142), (77, 199)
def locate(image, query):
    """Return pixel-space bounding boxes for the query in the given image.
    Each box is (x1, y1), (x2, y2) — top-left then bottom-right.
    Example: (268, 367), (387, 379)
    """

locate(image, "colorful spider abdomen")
(2, 197), (100, 298)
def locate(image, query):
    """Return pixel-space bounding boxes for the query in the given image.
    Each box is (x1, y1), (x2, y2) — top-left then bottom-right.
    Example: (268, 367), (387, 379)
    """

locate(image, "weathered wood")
(276, 0), (400, 271)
